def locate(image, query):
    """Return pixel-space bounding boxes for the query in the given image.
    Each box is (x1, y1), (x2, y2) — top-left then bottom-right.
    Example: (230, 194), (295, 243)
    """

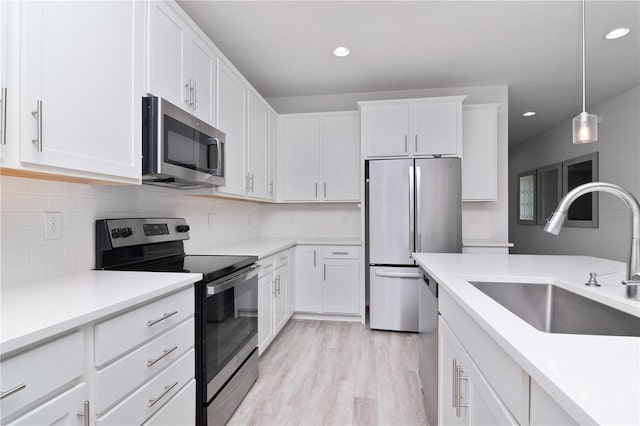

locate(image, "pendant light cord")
(582, 0), (586, 113)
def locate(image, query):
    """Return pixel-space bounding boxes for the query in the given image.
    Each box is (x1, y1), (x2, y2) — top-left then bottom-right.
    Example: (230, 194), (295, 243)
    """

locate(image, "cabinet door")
(257, 273), (274, 353)
(412, 101), (459, 156)
(217, 62), (246, 196)
(274, 267), (288, 333)
(281, 117), (320, 201)
(21, 1), (142, 181)
(322, 258), (359, 314)
(363, 104), (409, 157)
(321, 115), (360, 201)
(10, 383), (88, 426)
(189, 36), (216, 125)
(462, 105), (498, 201)
(143, 379), (196, 426)
(286, 249), (295, 317)
(438, 318), (468, 426)
(147, 1), (188, 109)
(246, 91), (268, 199)
(294, 246), (319, 312)
(267, 110), (277, 200)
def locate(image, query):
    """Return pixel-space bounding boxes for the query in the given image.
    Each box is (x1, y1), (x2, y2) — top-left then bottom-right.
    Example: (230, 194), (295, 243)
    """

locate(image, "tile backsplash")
(0, 176), (262, 286)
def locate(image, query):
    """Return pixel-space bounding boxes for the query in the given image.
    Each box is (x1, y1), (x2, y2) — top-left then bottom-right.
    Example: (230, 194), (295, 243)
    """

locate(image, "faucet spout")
(543, 182), (640, 288)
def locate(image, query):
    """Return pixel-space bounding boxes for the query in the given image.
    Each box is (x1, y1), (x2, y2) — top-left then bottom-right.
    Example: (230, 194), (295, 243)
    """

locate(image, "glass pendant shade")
(572, 111), (598, 144)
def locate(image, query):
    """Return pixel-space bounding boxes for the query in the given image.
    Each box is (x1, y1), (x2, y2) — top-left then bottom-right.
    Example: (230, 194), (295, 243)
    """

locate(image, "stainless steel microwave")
(142, 96), (225, 189)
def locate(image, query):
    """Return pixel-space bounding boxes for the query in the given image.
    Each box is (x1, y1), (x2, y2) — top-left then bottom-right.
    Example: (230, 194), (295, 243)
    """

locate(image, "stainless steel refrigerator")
(367, 158), (461, 332)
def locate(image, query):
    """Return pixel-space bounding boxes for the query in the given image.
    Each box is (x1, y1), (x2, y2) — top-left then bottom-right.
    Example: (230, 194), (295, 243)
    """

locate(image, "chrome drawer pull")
(31, 100), (42, 152)
(76, 400), (90, 426)
(1, 87), (7, 145)
(147, 310), (178, 327)
(332, 251), (349, 255)
(452, 358), (457, 408)
(148, 381), (179, 407)
(0, 383), (26, 400)
(147, 346), (179, 367)
(456, 364), (468, 417)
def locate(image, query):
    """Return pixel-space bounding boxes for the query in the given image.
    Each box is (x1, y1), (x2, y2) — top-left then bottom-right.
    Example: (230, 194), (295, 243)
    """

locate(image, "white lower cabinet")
(8, 383), (89, 426)
(257, 249), (293, 355)
(439, 318), (517, 426)
(143, 379), (196, 426)
(295, 245), (361, 317)
(529, 380), (578, 426)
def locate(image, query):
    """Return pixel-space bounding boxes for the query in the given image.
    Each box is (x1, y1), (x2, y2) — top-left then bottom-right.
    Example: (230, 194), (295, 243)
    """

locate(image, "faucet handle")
(621, 278), (640, 301)
(585, 271), (619, 287)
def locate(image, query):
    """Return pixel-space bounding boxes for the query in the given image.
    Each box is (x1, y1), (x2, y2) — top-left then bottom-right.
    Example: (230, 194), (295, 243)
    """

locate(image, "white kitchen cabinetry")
(267, 111), (277, 200)
(8, 383), (89, 426)
(529, 380), (577, 426)
(246, 90), (269, 199)
(439, 318), (518, 426)
(462, 104), (499, 201)
(0, 0), (7, 157)
(217, 61), (247, 197)
(294, 245), (361, 317)
(273, 254), (289, 333)
(360, 96), (466, 159)
(280, 112), (360, 202)
(143, 379), (196, 426)
(286, 248), (296, 317)
(147, 1), (216, 124)
(15, 0), (142, 183)
(257, 260), (275, 353)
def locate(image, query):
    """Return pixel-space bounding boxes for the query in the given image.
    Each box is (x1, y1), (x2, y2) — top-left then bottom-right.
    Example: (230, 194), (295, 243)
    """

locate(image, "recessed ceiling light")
(333, 46), (350, 57)
(605, 27), (630, 40)
(523, 111), (536, 117)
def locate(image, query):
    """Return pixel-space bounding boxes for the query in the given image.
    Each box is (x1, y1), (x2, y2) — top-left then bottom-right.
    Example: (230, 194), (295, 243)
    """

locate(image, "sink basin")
(469, 281), (640, 337)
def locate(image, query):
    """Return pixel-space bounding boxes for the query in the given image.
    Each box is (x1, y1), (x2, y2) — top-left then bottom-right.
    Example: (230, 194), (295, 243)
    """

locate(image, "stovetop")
(105, 254), (257, 283)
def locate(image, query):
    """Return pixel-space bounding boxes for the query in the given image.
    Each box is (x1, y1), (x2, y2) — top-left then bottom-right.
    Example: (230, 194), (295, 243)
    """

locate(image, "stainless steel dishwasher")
(418, 268), (438, 425)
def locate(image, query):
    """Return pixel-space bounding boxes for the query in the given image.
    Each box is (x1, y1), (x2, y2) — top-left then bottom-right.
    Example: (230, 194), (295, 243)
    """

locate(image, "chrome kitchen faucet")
(544, 182), (640, 300)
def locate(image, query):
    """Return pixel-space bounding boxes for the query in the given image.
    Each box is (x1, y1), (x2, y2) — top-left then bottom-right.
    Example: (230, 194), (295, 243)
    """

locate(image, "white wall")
(260, 203), (361, 239)
(268, 84), (510, 243)
(0, 177), (261, 286)
(509, 85), (640, 261)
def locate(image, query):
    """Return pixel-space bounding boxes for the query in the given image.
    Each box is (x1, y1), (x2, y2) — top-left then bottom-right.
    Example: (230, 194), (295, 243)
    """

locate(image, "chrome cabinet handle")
(279, 256), (287, 262)
(0, 383), (26, 400)
(76, 400), (90, 426)
(184, 78), (191, 105)
(404, 134), (408, 152)
(251, 174), (255, 192)
(323, 264), (326, 281)
(415, 134), (418, 152)
(452, 358), (457, 408)
(147, 346), (178, 367)
(147, 310), (178, 327)
(313, 250), (316, 267)
(332, 251), (348, 255)
(31, 100), (42, 152)
(315, 182), (318, 198)
(193, 80), (197, 109)
(324, 182), (327, 198)
(269, 181), (274, 196)
(148, 381), (179, 407)
(277, 276), (281, 295)
(455, 364), (468, 417)
(1, 87), (7, 145)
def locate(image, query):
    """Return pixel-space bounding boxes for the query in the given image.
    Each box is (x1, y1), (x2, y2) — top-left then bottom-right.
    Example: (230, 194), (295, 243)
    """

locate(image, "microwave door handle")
(216, 139), (223, 174)
(204, 138), (219, 172)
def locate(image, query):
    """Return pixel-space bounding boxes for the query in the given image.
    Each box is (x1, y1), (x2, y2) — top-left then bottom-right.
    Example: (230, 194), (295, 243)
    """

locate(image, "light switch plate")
(44, 212), (62, 240)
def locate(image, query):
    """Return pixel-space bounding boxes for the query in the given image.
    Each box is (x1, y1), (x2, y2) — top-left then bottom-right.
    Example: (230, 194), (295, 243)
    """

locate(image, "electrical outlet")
(44, 212), (62, 240)
(208, 213), (215, 227)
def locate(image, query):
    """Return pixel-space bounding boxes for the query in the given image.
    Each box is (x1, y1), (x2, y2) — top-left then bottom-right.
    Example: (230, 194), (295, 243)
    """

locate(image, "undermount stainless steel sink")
(469, 281), (640, 337)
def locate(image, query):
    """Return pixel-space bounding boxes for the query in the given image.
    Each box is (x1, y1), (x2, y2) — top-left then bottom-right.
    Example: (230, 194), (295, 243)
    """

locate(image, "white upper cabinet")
(361, 103), (410, 157)
(462, 104), (499, 201)
(267, 110), (277, 200)
(147, 1), (216, 125)
(217, 62), (247, 197)
(19, 0), (142, 182)
(280, 112), (360, 202)
(281, 116), (321, 201)
(321, 114), (360, 202)
(246, 90), (268, 199)
(360, 96), (466, 159)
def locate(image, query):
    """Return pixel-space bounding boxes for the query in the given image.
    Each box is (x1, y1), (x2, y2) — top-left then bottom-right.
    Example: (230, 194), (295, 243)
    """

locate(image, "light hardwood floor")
(228, 320), (429, 426)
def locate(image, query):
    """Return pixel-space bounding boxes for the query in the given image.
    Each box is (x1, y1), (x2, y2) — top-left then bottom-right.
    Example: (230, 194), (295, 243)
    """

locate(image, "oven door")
(203, 265), (259, 402)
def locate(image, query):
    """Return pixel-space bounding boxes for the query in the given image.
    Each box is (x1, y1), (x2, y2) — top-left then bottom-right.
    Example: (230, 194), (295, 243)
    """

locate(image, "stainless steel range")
(95, 217), (259, 425)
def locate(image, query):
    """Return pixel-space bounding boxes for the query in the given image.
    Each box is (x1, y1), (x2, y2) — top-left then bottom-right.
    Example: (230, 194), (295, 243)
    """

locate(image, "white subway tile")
(64, 212), (93, 229)
(12, 229), (47, 248)
(77, 197), (103, 212)
(0, 192), (13, 211)
(0, 176), (32, 193)
(0, 212), (31, 230)
(30, 212), (45, 229)
(64, 182), (92, 196)
(48, 196), (79, 211)
(31, 179), (65, 195)
(12, 194), (47, 211)
(12, 265), (47, 286)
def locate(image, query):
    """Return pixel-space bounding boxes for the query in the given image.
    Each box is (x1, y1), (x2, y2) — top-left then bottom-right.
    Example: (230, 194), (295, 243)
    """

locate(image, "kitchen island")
(413, 253), (640, 425)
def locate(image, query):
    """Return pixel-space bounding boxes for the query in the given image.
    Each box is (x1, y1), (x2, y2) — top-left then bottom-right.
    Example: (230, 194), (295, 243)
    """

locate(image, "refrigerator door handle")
(375, 269), (420, 279)
(409, 165), (415, 258)
(416, 166), (422, 252)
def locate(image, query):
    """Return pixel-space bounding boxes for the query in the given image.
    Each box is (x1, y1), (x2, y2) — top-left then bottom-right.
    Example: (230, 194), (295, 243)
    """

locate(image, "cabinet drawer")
(143, 379), (195, 426)
(94, 318), (194, 414)
(94, 288), (194, 367)
(0, 331), (84, 421)
(439, 289), (529, 425)
(274, 251), (289, 269)
(257, 255), (275, 278)
(97, 349), (195, 426)
(321, 246), (360, 259)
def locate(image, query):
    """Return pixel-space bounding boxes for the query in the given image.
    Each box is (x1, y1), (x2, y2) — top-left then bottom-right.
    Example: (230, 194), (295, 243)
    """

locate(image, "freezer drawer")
(369, 266), (420, 332)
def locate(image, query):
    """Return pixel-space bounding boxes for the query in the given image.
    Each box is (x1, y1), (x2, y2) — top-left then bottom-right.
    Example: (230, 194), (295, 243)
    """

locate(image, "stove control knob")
(111, 228), (121, 239)
(121, 227), (133, 238)
(176, 225), (190, 233)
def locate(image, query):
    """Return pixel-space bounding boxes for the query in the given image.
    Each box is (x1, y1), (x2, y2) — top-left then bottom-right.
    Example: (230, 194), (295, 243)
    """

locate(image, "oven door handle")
(207, 264), (260, 295)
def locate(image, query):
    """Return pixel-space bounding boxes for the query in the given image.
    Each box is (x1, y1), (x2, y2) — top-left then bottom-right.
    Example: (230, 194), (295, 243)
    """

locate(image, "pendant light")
(572, 0), (598, 144)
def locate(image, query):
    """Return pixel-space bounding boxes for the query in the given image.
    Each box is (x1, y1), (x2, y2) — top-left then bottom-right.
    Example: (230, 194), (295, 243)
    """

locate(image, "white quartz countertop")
(0, 271), (201, 356)
(191, 237), (362, 259)
(462, 239), (514, 247)
(412, 253), (640, 426)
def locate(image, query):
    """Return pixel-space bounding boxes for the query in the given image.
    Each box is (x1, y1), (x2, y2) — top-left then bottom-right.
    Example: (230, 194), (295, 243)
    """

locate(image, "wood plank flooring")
(228, 320), (429, 426)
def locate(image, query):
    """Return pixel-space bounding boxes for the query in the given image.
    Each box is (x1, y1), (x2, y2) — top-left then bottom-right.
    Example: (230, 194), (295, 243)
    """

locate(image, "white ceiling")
(177, 1), (640, 145)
